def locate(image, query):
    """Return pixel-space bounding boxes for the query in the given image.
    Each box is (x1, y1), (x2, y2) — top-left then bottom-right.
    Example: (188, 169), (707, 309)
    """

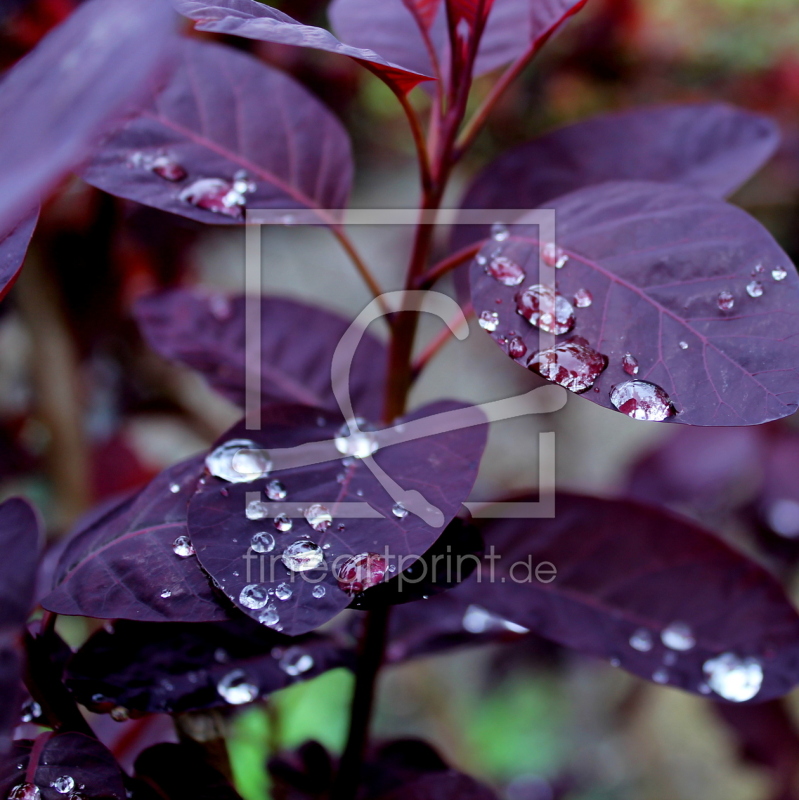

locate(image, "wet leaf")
(83, 38), (352, 225)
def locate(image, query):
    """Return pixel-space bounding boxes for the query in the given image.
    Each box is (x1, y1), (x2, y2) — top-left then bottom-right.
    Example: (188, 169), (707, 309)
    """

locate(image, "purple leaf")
(82, 38), (352, 225)
(453, 104), (780, 252)
(375, 772), (498, 800)
(0, 0), (174, 232)
(444, 493), (799, 702)
(0, 212), (37, 303)
(187, 402), (487, 636)
(42, 455), (230, 623)
(0, 732), (127, 800)
(174, 0), (433, 95)
(66, 618), (353, 714)
(0, 498), (41, 754)
(134, 289), (387, 419)
(470, 180), (799, 426)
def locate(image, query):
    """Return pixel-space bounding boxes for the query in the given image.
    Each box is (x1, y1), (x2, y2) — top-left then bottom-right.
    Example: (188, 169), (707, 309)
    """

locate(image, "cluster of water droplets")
(702, 652), (763, 702)
(179, 170), (256, 219)
(206, 439), (271, 483)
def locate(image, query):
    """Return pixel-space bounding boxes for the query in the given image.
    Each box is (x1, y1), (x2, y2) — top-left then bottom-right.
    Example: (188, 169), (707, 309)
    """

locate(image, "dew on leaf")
(622, 353), (639, 376)
(251, 531), (276, 553)
(304, 504), (332, 532)
(629, 628), (653, 652)
(239, 584), (269, 609)
(717, 290), (735, 311)
(217, 669), (258, 705)
(485, 255), (525, 286)
(275, 582), (292, 600)
(172, 535), (195, 558)
(573, 288), (592, 308)
(266, 479), (287, 501)
(282, 540), (325, 572)
(528, 340), (607, 393)
(337, 552), (388, 594)
(541, 242), (568, 268)
(491, 223), (509, 241)
(392, 502), (408, 519)
(312, 585), (326, 598)
(678, 341), (689, 350)
(279, 646), (314, 677)
(610, 381), (675, 421)
(160, 589), (171, 599)
(515, 284), (575, 335)
(746, 280), (764, 298)
(772, 266), (788, 281)
(661, 622), (695, 651)
(20, 699), (41, 723)
(703, 653), (763, 702)
(462, 604), (529, 634)
(51, 777), (75, 795)
(179, 178), (244, 219)
(169, 483), (181, 494)
(334, 419), (378, 459)
(246, 500), (269, 521)
(273, 513), (293, 533)
(506, 335), (527, 360)
(9, 784), (41, 800)
(478, 310), (499, 332)
(206, 439), (271, 483)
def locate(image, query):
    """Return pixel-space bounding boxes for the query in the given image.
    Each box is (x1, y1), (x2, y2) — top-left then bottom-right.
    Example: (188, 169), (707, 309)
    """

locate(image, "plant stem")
(397, 91), (434, 195)
(412, 302), (473, 378)
(416, 242), (483, 289)
(333, 605), (391, 800)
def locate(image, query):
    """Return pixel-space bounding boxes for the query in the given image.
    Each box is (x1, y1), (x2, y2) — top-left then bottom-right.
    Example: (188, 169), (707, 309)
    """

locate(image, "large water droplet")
(610, 381), (675, 421)
(337, 552), (388, 594)
(217, 669), (258, 705)
(462, 604), (530, 634)
(622, 353), (639, 375)
(541, 242), (568, 269)
(334, 419), (378, 459)
(702, 653), (763, 702)
(172, 535), (195, 558)
(629, 628), (653, 652)
(573, 288), (592, 308)
(275, 582), (293, 600)
(273, 513), (293, 533)
(746, 280), (764, 298)
(251, 531), (276, 553)
(51, 777), (75, 795)
(279, 646), (315, 677)
(528, 340), (607, 393)
(304, 504), (332, 532)
(485, 255), (525, 286)
(515, 285), (576, 335)
(717, 290), (735, 311)
(478, 310), (499, 332)
(130, 151), (187, 182)
(506, 335), (527, 360)
(661, 622), (695, 651)
(392, 502), (408, 519)
(766, 498), (799, 538)
(282, 540), (325, 572)
(180, 178), (246, 219)
(491, 223), (509, 241)
(265, 479), (287, 501)
(8, 783), (40, 800)
(259, 605), (280, 627)
(239, 584), (269, 609)
(772, 266), (788, 281)
(312, 585), (326, 598)
(206, 439), (271, 483)
(246, 500), (269, 521)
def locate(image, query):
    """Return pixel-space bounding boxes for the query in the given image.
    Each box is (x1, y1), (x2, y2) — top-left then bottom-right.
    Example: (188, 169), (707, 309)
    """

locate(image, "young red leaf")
(0, 732), (127, 800)
(42, 456), (230, 623)
(175, 0), (433, 95)
(0, 212), (37, 303)
(443, 493), (799, 702)
(82, 38), (352, 225)
(0, 0), (173, 232)
(134, 289), (387, 419)
(66, 618), (353, 714)
(470, 180), (799, 425)
(187, 402), (487, 636)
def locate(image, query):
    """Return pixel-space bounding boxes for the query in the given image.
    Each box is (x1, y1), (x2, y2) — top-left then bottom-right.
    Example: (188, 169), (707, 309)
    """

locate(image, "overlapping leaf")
(438, 493), (799, 701)
(470, 180), (799, 425)
(42, 456), (230, 623)
(83, 38), (352, 225)
(175, 0), (432, 95)
(187, 402), (487, 635)
(0, 0), (173, 232)
(0, 212), (37, 302)
(66, 618), (353, 714)
(0, 732), (127, 800)
(134, 289), (387, 419)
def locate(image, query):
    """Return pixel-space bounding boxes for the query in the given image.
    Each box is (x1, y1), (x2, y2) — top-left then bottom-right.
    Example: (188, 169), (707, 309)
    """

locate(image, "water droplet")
(51, 777), (75, 795)
(304, 504), (332, 532)
(160, 589), (172, 599)
(491, 223), (509, 241)
(246, 500), (269, 521)
(462, 604), (530, 634)
(251, 531), (275, 553)
(282, 540), (325, 572)
(9, 784), (41, 800)
(515, 285), (575, 335)
(661, 622), (695, 651)
(239, 584), (269, 609)
(20, 699), (41, 723)
(273, 513), (293, 533)
(169, 483), (181, 494)
(279, 646), (315, 677)
(629, 629), (653, 652)
(717, 290), (735, 311)
(179, 178), (247, 219)
(506, 335), (527, 360)
(746, 280), (764, 298)
(130, 151), (187, 181)
(337, 552), (388, 594)
(217, 669), (258, 705)
(652, 668), (669, 684)
(766, 498), (799, 538)
(258, 605), (280, 627)
(703, 653), (763, 702)
(622, 353), (639, 375)
(110, 706), (129, 722)
(610, 381), (675, 421)
(206, 439), (271, 483)
(312, 585), (326, 598)
(485, 255), (525, 286)
(172, 535), (195, 558)
(264, 479), (286, 502)
(214, 648), (228, 663)
(478, 310), (499, 332)
(392, 502), (408, 519)
(528, 340), (607, 393)
(573, 288), (592, 308)
(772, 266), (788, 281)
(334, 419), (378, 459)
(541, 242), (568, 269)
(275, 582), (293, 600)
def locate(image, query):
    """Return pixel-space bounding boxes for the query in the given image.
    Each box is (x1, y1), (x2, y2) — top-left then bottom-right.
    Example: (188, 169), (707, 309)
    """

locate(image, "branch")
(412, 301), (473, 377)
(415, 241), (482, 288)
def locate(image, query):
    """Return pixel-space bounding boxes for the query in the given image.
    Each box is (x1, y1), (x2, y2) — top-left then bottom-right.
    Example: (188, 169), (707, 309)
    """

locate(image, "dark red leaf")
(82, 38), (352, 226)
(443, 493), (799, 702)
(469, 180), (799, 425)
(66, 618), (353, 714)
(0, 732), (127, 800)
(0, 212), (37, 303)
(133, 289), (387, 419)
(42, 455), (231, 623)
(0, 0), (173, 232)
(175, 0), (433, 95)
(375, 772), (498, 800)
(453, 103), (780, 252)
(0, 498), (40, 754)
(187, 402), (487, 635)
